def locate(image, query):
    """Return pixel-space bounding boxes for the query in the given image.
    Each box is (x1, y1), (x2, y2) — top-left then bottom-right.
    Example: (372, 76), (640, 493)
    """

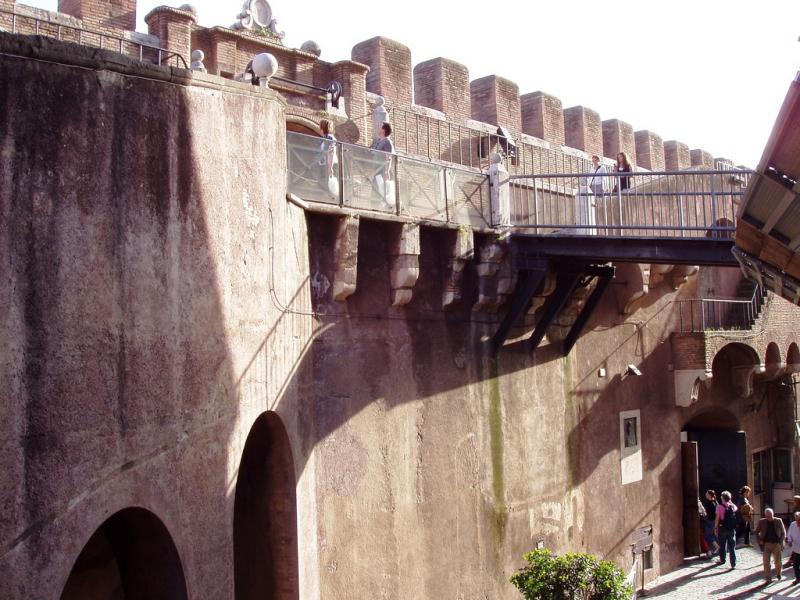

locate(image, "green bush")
(510, 549), (633, 600)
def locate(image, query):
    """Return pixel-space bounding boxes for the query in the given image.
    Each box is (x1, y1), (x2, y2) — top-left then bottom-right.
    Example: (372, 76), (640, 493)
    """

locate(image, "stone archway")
(233, 412), (299, 600)
(710, 342), (762, 398)
(60, 507), (188, 600)
(286, 116), (321, 136)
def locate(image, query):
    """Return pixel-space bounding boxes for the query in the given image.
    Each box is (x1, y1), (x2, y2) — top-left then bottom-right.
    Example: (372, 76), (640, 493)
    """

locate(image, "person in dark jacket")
(702, 490), (720, 556)
(756, 508), (787, 583)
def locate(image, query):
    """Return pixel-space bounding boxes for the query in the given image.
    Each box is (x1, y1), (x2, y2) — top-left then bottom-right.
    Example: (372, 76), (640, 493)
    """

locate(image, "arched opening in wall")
(787, 342), (800, 374)
(233, 411), (299, 600)
(681, 407), (746, 558)
(60, 507), (188, 600)
(286, 117), (321, 136)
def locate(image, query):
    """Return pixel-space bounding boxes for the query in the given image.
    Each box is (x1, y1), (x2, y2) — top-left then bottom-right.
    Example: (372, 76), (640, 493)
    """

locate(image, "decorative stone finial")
(251, 53), (278, 85)
(232, 0), (285, 40)
(190, 49), (206, 73)
(178, 4), (197, 16)
(301, 40), (322, 57)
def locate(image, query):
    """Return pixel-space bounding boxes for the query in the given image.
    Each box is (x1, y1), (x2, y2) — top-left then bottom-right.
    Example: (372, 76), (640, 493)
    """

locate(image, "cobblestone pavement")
(645, 547), (800, 599)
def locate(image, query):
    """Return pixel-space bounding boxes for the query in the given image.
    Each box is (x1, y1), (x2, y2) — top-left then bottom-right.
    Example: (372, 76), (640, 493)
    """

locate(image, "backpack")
(722, 503), (737, 529)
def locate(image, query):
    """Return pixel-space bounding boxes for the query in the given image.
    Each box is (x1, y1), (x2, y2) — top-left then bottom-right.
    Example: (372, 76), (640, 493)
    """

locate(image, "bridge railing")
(508, 169), (752, 237)
(287, 131), (492, 227)
(0, 8), (187, 68)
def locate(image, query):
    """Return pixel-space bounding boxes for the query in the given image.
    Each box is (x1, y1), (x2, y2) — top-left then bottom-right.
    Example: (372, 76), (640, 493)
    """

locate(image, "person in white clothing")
(588, 155), (608, 197)
(787, 512), (800, 583)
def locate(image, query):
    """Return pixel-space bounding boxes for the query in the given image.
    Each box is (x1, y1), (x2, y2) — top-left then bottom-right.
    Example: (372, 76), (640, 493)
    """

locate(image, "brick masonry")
(602, 118), (637, 165)
(691, 148), (715, 169)
(352, 36), (414, 108)
(470, 75), (521, 132)
(520, 91), (565, 146)
(635, 130), (666, 171)
(59, 0), (136, 32)
(664, 140), (691, 171)
(564, 105), (602, 157)
(413, 57), (471, 124)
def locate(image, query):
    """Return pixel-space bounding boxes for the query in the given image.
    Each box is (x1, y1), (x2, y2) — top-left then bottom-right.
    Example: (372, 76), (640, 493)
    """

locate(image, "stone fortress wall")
(0, 0), (740, 172)
(1, 2), (798, 600)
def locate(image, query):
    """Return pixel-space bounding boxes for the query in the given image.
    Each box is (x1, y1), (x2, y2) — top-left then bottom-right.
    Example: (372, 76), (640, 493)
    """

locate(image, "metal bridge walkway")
(287, 131), (753, 356)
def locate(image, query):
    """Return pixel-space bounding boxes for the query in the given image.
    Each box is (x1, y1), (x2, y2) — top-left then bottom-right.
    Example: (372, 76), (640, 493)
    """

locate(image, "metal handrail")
(674, 285), (765, 333)
(0, 8), (188, 68)
(508, 168), (751, 236)
(286, 131), (491, 227)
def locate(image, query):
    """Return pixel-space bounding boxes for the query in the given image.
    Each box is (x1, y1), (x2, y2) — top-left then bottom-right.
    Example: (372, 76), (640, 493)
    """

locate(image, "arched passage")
(60, 507), (188, 600)
(711, 342), (761, 398)
(681, 407), (746, 557)
(234, 412), (299, 600)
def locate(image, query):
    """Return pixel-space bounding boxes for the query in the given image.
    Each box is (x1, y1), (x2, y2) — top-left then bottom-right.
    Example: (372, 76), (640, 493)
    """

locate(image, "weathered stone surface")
(332, 215), (360, 302)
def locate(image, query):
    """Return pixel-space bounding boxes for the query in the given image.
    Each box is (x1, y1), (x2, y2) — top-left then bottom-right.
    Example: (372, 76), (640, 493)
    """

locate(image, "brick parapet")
(520, 91), (565, 146)
(602, 119), (636, 165)
(690, 149), (715, 169)
(144, 6), (195, 57)
(58, 0), (136, 32)
(664, 140), (690, 171)
(564, 105), (602, 157)
(634, 130), (665, 171)
(352, 36), (413, 108)
(413, 57), (471, 124)
(470, 75), (521, 132)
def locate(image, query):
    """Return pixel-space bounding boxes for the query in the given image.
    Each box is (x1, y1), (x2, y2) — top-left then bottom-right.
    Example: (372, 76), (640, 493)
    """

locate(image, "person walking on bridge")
(714, 490), (738, 568)
(756, 507), (786, 583)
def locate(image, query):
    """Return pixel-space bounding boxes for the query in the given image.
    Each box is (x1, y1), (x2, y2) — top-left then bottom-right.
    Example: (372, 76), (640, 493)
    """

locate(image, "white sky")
(23, 0), (800, 166)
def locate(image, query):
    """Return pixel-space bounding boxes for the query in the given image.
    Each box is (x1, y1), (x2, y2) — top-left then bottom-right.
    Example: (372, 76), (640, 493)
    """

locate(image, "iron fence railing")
(508, 170), (752, 237)
(674, 285), (765, 333)
(389, 106), (594, 176)
(287, 131), (491, 228)
(0, 8), (187, 68)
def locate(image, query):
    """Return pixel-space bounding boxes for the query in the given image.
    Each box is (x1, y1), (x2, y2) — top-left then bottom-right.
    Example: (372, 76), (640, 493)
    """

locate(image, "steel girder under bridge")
(491, 166), (750, 356)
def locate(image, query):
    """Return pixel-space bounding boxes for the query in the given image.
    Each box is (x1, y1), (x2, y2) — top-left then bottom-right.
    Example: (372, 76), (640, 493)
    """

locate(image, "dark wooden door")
(682, 441), (701, 557)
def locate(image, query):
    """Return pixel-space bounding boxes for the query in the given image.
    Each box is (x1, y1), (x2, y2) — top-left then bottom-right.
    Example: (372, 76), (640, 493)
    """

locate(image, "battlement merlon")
(3, 0), (726, 167)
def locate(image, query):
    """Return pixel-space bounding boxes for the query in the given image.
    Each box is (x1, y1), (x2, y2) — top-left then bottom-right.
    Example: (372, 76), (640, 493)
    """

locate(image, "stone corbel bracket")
(442, 227), (474, 309)
(732, 363), (766, 398)
(670, 265), (699, 290)
(614, 263), (650, 315)
(472, 239), (509, 313)
(332, 215), (359, 302)
(389, 223), (421, 307)
(674, 369), (713, 407)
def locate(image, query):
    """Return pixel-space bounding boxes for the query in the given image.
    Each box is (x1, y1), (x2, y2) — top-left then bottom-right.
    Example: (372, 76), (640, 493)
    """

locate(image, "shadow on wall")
(0, 39), (290, 599)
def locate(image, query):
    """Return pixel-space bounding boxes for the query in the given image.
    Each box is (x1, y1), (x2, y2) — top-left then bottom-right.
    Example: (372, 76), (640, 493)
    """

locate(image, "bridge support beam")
(527, 269), (583, 353)
(562, 266), (615, 356)
(490, 261), (548, 356)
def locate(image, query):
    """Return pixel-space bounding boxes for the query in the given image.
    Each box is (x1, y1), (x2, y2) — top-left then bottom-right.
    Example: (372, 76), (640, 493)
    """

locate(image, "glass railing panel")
(341, 144), (397, 213)
(449, 170), (491, 228)
(397, 157), (447, 221)
(287, 131), (341, 206)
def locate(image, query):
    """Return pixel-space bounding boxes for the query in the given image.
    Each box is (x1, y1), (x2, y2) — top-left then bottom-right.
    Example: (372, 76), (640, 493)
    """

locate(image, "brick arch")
(286, 116), (321, 136)
(787, 342), (800, 375)
(60, 507), (188, 600)
(684, 405), (740, 431)
(233, 411), (299, 600)
(711, 342), (763, 398)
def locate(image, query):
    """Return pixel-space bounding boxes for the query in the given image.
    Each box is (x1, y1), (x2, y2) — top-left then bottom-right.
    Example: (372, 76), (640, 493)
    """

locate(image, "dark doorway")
(60, 507), (188, 600)
(688, 430), (747, 496)
(233, 412), (299, 600)
(681, 408), (746, 557)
